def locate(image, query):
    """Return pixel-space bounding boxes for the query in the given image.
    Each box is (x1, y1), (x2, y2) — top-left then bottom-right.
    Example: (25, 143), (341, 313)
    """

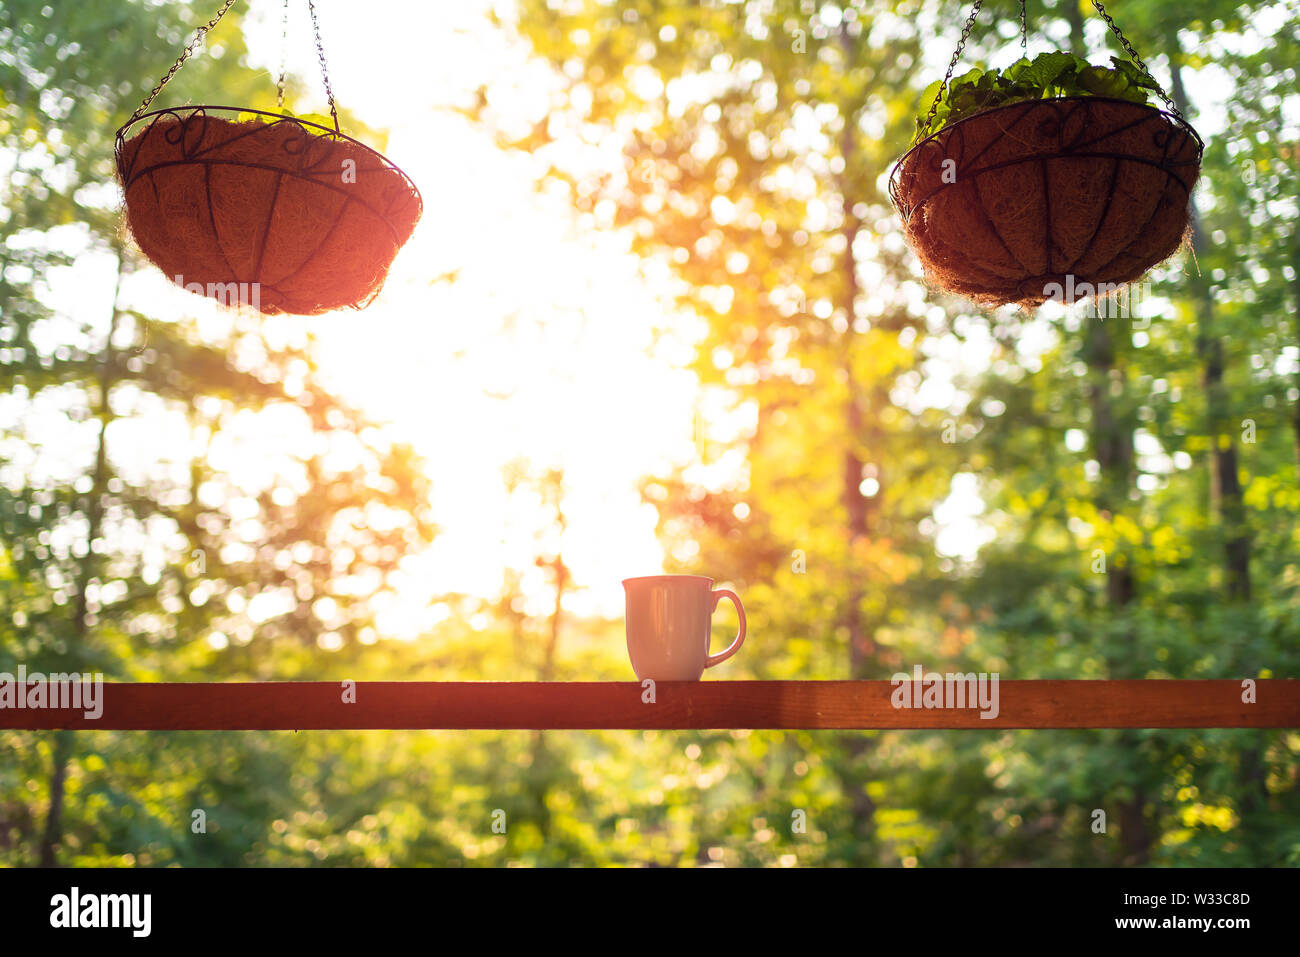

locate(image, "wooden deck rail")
(1, 680), (1296, 730)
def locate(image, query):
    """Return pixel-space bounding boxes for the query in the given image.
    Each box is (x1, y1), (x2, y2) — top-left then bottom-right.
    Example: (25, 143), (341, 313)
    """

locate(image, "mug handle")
(705, 589), (746, 669)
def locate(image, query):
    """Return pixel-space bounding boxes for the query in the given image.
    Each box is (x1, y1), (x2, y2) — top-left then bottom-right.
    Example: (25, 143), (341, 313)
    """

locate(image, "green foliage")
(919, 53), (1160, 136)
(234, 109), (336, 132)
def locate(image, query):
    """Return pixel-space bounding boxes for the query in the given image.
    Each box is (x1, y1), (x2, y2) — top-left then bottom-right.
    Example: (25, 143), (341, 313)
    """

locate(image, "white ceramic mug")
(622, 575), (746, 681)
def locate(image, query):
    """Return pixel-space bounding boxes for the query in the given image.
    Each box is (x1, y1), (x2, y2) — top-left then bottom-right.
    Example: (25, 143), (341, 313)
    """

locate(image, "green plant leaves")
(296, 112), (337, 130)
(918, 51), (1158, 136)
(1108, 55), (1160, 91)
(1004, 51), (1080, 89)
(1077, 65), (1132, 98)
(235, 109), (292, 124)
(233, 109), (337, 134)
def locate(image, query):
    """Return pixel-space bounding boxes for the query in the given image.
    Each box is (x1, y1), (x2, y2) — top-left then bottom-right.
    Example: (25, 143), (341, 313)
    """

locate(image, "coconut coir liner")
(116, 111), (421, 316)
(892, 97), (1201, 308)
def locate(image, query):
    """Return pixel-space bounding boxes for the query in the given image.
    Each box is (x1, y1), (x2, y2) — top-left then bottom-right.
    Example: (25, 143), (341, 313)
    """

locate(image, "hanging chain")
(1090, 0), (1183, 118)
(306, 0), (340, 132)
(128, 0), (238, 124)
(916, 0), (983, 142)
(276, 0), (290, 110)
(1019, 0), (1028, 56)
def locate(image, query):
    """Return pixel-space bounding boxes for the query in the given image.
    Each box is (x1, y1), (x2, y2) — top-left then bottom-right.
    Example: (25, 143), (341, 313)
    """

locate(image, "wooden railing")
(2, 679), (1296, 729)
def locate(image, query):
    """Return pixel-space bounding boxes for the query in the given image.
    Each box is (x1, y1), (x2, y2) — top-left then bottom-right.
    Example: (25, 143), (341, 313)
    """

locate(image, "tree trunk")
(1168, 37), (1266, 857)
(835, 21), (879, 862)
(1169, 43), (1252, 606)
(538, 553), (567, 683)
(1084, 316), (1137, 613)
(1065, 2), (1085, 56)
(39, 252), (122, 866)
(38, 731), (73, 867)
(1291, 232), (1300, 484)
(529, 516), (568, 847)
(1082, 310), (1149, 864)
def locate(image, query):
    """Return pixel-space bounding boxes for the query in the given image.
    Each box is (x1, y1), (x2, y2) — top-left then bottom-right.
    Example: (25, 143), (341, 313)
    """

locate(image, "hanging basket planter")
(114, 0), (421, 316)
(890, 96), (1201, 308)
(116, 106), (421, 316)
(890, 0), (1203, 309)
